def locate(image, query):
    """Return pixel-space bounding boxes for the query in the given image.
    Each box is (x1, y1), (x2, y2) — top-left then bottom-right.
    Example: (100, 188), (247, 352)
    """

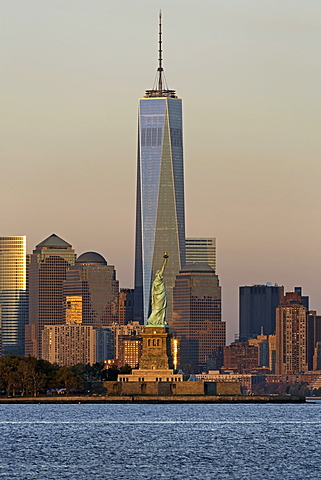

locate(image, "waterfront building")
(134, 13), (185, 325)
(0, 236), (28, 356)
(110, 322), (144, 365)
(26, 234), (76, 358)
(185, 238), (216, 271)
(276, 291), (308, 375)
(239, 284), (284, 341)
(42, 323), (96, 366)
(172, 263), (225, 373)
(63, 252), (119, 328)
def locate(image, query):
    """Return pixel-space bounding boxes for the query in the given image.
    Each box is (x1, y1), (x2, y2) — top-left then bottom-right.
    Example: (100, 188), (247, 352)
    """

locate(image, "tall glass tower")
(134, 13), (185, 324)
(0, 236), (28, 356)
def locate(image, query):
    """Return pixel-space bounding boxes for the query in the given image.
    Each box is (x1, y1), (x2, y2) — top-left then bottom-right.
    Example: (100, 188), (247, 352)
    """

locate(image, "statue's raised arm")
(146, 253), (168, 326)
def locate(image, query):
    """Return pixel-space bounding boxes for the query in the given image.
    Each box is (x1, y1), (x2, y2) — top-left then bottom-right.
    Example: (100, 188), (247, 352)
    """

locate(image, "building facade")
(276, 291), (308, 375)
(134, 14), (185, 325)
(63, 252), (119, 328)
(239, 284), (284, 341)
(26, 234), (76, 358)
(118, 288), (134, 325)
(96, 327), (114, 363)
(172, 263), (225, 373)
(42, 323), (96, 366)
(0, 236), (28, 356)
(185, 238), (216, 271)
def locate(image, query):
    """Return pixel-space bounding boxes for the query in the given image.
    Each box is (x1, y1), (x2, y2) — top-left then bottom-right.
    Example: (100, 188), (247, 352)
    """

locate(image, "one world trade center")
(134, 12), (186, 325)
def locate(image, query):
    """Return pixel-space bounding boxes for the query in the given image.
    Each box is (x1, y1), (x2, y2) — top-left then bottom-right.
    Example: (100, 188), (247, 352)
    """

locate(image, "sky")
(2, 0), (320, 343)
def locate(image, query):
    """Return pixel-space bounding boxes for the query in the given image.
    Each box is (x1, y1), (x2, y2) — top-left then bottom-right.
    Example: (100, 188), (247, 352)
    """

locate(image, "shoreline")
(0, 394), (306, 404)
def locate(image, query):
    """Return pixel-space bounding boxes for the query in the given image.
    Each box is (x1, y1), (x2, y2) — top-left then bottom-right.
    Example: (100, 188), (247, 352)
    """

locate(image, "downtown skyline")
(2, 1), (320, 343)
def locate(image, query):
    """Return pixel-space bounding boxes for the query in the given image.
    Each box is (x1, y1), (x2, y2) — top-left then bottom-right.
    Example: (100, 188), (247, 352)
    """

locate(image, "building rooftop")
(181, 263), (214, 273)
(76, 252), (107, 265)
(36, 234), (72, 249)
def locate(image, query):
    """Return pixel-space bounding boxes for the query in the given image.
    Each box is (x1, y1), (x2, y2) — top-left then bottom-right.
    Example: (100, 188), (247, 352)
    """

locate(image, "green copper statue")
(146, 253), (168, 326)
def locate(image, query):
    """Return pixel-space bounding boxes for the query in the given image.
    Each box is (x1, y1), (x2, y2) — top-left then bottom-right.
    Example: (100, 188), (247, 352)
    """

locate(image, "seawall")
(0, 395), (306, 404)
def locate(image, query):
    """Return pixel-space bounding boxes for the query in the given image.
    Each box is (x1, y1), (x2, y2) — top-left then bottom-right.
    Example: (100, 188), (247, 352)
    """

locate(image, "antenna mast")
(158, 10), (163, 92)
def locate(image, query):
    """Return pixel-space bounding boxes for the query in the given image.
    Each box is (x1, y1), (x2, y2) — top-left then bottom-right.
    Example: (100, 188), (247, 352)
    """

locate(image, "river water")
(0, 402), (320, 479)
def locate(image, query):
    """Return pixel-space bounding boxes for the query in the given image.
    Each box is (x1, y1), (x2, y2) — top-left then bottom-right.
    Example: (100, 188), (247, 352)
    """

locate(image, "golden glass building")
(0, 236), (27, 356)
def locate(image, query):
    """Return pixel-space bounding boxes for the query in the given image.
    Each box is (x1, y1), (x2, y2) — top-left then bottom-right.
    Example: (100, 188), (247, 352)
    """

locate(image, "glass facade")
(0, 236), (27, 356)
(135, 96), (185, 324)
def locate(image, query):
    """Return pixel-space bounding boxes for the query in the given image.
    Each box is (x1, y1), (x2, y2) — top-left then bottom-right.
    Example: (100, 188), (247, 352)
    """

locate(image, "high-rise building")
(26, 233), (76, 358)
(185, 238), (216, 271)
(42, 323), (96, 366)
(306, 310), (321, 370)
(239, 284), (284, 341)
(118, 288), (134, 325)
(276, 291), (308, 375)
(134, 13), (185, 325)
(96, 327), (114, 363)
(63, 252), (119, 328)
(0, 236), (28, 356)
(172, 263), (225, 373)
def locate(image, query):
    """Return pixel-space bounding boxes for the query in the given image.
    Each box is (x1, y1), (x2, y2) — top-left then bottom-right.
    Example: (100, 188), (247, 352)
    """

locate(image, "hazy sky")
(2, 0), (320, 342)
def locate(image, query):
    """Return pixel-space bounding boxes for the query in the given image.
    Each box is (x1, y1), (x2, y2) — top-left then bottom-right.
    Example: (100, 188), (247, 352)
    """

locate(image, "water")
(0, 402), (320, 479)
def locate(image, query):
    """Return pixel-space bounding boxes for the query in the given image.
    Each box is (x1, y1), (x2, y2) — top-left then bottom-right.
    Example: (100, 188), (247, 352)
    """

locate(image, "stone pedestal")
(118, 325), (184, 383)
(139, 325), (173, 370)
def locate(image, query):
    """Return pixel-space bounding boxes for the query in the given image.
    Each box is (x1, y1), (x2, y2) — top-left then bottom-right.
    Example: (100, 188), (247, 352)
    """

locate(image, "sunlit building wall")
(276, 291), (308, 375)
(42, 323), (96, 366)
(63, 252), (119, 329)
(0, 236), (28, 356)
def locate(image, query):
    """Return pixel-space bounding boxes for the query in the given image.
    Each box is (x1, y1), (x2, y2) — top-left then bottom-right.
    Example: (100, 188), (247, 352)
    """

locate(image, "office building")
(42, 323), (96, 366)
(239, 284), (284, 341)
(26, 233), (76, 358)
(0, 236), (28, 356)
(134, 13), (185, 325)
(118, 288), (134, 325)
(307, 310), (321, 370)
(276, 291), (308, 375)
(172, 263), (225, 373)
(185, 238), (216, 271)
(63, 251), (119, 328)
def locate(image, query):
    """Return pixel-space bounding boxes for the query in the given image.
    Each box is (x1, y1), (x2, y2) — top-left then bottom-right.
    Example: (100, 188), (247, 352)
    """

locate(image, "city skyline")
(2, 1), (320, 343)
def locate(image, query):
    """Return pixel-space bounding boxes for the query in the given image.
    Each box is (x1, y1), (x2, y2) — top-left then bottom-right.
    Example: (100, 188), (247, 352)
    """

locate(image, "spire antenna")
(158, 10), (163, 92)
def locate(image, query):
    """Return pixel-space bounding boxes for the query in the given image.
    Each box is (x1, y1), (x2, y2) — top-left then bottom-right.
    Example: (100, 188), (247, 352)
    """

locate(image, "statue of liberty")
(146, 253), (168, 326)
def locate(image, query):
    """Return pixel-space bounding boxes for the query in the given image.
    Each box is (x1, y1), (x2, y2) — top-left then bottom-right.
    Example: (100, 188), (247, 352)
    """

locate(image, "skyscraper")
(0, 236), (28, 356)
(185, 238), (216, 271)
(63, 251), (119, 328)
(239, 284), (284, 341)
(276, 291), (308, 375)
(172, 263), (225, 373)
(134, 13), (185, 325)
(26, 233), (76, 358)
